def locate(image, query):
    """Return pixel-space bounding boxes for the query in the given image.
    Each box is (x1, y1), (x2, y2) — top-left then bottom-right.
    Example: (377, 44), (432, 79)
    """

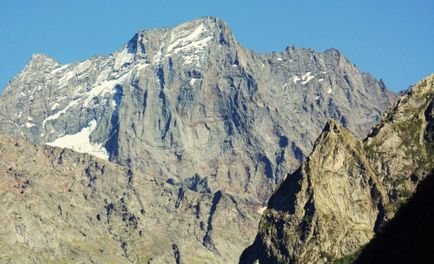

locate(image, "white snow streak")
(167, 23), (208, 52)
(301, 72), (314, 85)
(50, 102), (60, 111)
(43, 99), (80, 127)
(51, 64), (69, 74)
(292, 72), (317, 85)
(164, 23), (213, 65)
(83, 75), (127, 107)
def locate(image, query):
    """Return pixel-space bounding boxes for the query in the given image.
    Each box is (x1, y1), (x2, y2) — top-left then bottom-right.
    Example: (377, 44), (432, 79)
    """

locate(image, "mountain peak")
(308, 118), (361, 159)
(126, 17), (235, 62)
(323, 119), (342, 132)
(412, 73), (434, 94)
(123, 17), (237, 66)
(175, 16), (229, 29)
(27, 53), (59, 68)
(319, 119), (353, 141)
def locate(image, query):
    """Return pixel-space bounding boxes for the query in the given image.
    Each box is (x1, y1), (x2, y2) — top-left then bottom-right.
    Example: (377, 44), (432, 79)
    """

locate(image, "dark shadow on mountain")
(355, 171), (434, 264)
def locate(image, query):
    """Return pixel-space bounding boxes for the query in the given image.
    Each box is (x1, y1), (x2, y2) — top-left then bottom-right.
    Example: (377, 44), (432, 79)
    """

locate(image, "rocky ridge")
(0, 133), (259, 263)
(241, 74), (434, 263)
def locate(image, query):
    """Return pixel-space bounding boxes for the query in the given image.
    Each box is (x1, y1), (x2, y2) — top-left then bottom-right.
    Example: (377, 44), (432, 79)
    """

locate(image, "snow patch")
(292, 76), (301, 84)
(50, 102), (60, 111)
(167, 23), (208, 52)
(46, 120), (109, 160)
(301, 72), (314, 85)
(83, 74), (128, 107)
(190, 78), (198, 85)
(24, 122), (35, 128)
(293, 72), (315, 85)
(327, 88), (332, 94)
(318, 78), (324, 82)
(277, 57), (283, 61)
(175, 36), (213, 54)
(165, 23), (213, 65)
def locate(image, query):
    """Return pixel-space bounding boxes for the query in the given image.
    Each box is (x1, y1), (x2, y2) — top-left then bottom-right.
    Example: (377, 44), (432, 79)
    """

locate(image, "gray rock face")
(0, 17), (395, 205)
(0, 134), (259, 263)
(241, 74), (434, 264)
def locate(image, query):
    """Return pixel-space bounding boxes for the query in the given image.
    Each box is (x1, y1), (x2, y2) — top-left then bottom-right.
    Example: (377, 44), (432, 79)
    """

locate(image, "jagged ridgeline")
(241, 74), (434, 264)
(0, 17), (396, 263)
(0, 17), (395, 205)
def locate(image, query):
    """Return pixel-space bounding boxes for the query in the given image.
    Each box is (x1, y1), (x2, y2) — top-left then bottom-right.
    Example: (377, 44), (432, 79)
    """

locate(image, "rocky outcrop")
(0, 17), (395, 205)
(242, 74), (434, 263)
(0, 134), (259, 263)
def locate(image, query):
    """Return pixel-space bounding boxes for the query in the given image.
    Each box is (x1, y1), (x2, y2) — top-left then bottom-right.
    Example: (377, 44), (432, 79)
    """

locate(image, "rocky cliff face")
(241, 74), (434, 263)
(0, 17), (395, 205)
(0, 133), (259, 263)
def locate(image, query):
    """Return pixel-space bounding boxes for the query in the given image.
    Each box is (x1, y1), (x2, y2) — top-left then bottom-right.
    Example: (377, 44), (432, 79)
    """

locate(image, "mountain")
(241, 74), (434, 263)
(0, 17), (395, 205)
(0, 17), (398, 263)
(0, 133), (259, 263)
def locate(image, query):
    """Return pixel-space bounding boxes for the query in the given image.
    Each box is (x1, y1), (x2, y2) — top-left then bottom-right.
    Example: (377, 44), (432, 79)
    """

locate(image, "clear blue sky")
(1, 0), (433, 92)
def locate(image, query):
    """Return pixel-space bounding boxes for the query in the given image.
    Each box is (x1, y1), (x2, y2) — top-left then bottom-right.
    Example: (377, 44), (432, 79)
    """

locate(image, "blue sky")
(0, 0), (433, 92)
